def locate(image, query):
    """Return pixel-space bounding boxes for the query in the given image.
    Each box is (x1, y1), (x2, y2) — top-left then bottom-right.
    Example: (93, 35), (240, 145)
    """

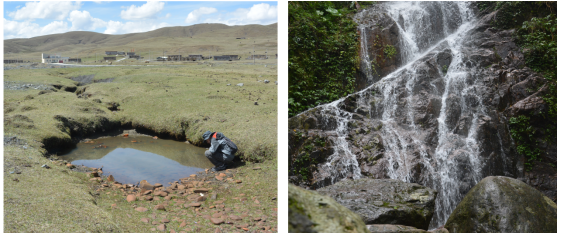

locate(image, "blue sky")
(4, 1), (278, 39)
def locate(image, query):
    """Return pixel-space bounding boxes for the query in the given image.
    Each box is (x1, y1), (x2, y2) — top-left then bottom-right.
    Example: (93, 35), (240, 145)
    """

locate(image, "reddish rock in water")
(218, 173), (227, 178)
(210, 218), (224, 225)
(215, 176), (224, 181)
(154, 183), (163, 188)
(135, 207), (148, 212)
(107, 175), (115, 182)
(126, 195), (136, 202)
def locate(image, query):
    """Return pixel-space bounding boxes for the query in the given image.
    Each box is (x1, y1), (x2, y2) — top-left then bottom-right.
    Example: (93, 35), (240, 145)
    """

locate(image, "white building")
(42, 53), (69, 63)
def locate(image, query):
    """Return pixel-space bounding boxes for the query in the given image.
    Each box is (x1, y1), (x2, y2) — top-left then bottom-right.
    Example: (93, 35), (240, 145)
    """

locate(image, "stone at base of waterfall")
(367, 224), (427, 233)
(315, 178), (437, 230)
(288, 184), (369, 233)
(445, 176), (557, 233)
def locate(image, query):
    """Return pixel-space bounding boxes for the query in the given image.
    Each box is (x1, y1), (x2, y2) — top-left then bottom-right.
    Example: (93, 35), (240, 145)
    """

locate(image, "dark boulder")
(445, 176), (557, 233)
(316, 178), (437, 230)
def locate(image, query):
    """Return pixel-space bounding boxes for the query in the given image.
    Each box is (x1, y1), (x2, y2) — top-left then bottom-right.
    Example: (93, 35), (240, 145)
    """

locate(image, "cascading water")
(295, 1), (517, 229)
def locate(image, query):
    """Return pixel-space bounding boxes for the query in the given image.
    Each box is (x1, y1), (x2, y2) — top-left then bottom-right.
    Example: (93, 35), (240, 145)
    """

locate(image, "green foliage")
(289, 1), (360, 117)
(516, 11), (557, 147)
(509, 115), (542, 171)
(383, 45), (397, 59)
(442, 65), (448, 74)
(518, 14), (557, 74)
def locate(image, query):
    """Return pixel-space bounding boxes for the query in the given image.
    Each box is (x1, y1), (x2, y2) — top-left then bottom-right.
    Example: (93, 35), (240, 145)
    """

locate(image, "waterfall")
(295, 1), (515, 229)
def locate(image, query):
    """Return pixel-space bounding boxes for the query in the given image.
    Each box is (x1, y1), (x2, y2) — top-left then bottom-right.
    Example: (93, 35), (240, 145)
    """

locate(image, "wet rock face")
(354, 6), (403, 90)
(288, 184), (369, 233)
(316, 178), (437, 230)
(445, 176), (557, 233)
(289, 1), (556, 227)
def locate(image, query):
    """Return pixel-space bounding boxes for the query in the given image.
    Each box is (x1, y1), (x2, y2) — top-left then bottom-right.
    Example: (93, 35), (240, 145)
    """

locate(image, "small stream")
(59, 135), (214, 186)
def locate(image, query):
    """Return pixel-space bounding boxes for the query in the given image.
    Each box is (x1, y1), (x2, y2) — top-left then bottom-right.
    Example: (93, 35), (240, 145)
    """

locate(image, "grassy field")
(4, 61), (278, 232)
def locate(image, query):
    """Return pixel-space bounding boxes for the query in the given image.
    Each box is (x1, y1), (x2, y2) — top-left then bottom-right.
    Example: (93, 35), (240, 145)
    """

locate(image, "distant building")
(129, 55), (141, 60)
(214, 55), (240, 61)
(236, 37), (246, 39)
(42, 53), (69, 63)
(105, 51), (118, 55)
(168, 55), (182, 61)
(4, 59), (24, 64)
(246, 55), (268, 60)
(68, 58), (82, 63)
(187, 55), (204, 61)
(103, 57), (116, 61)
(117, 51), (126, 55)
(126, 52), (136, 56)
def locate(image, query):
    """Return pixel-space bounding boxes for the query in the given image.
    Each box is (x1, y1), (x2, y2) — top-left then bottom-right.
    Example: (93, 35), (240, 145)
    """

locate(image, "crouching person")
(202, 131), (238, 172)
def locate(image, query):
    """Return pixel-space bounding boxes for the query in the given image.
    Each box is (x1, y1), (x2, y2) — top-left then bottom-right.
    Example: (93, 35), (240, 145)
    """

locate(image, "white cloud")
(247, 3), (278, 21)
(68, 10), (106, 31)
(165, 13), (171, 19)
(104, 20), (169, 35)
(8, 1), (81, 20)
(120, 1), (165, 20)
(202, 3), (277, 25)
(4, 18), (69, 39)
(185, 7), (217, 24)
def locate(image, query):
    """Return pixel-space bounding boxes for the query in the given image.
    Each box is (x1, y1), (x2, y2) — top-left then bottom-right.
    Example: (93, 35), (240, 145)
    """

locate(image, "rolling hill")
(4, 23), (277, 60)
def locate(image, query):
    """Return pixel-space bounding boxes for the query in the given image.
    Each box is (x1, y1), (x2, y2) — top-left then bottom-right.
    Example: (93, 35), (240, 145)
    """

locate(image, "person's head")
(202, 131), (213, 144)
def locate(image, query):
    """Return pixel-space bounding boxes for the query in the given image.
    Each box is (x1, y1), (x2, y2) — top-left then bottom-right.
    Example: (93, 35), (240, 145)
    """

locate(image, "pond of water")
(59, 135), (214, 186)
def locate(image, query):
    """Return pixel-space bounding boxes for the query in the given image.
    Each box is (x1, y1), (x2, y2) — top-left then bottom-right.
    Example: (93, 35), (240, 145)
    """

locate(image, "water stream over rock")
(289, 1), (532, 229)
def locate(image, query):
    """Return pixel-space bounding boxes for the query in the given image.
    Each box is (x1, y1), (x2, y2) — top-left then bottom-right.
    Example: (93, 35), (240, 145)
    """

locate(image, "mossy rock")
(288, 184), (369, 233)
(445, 176), (557, 233)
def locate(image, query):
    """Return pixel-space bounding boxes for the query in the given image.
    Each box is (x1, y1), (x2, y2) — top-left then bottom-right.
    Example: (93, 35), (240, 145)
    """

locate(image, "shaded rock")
(366, 224), (427, 233)
(154, 204), (166, 211)
(140, 180), (154, 190)
(185, 203), (201, 208)
(135, 207), (148, 212)
(194, 188), (209, 193)
(288, 184), (368, 233)
(445, 176), (556, 233)
(316, 178), (437, 230)
(210, 218), (224, 225)
(126, 195), (136, 202)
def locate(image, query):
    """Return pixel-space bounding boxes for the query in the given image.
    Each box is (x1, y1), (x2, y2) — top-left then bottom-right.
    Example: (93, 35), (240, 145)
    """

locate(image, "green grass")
(4, 62), (277, 232)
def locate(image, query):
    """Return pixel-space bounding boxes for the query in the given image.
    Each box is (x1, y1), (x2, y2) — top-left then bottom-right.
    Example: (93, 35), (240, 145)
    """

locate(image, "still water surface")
(59, 135), (214, 186)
